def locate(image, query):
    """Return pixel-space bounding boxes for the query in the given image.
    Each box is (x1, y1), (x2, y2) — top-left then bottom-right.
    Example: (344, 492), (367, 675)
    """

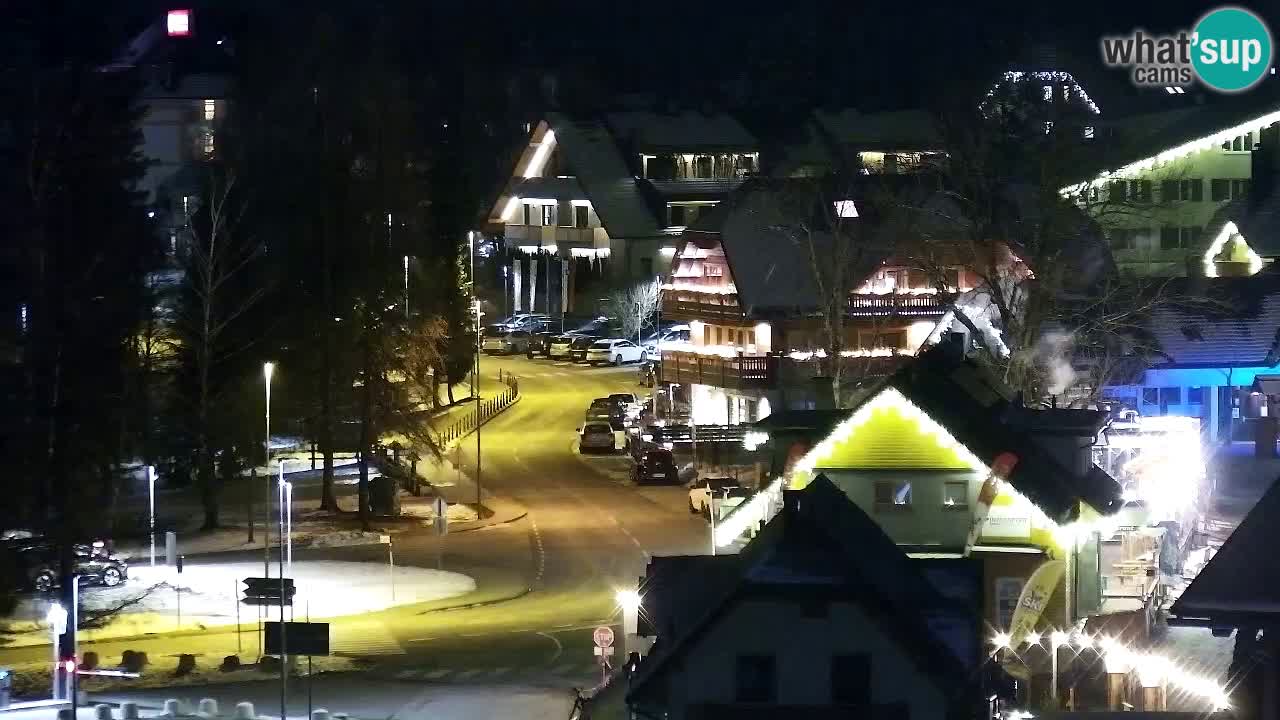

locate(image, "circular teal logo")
(1192, 7), (1273, 92)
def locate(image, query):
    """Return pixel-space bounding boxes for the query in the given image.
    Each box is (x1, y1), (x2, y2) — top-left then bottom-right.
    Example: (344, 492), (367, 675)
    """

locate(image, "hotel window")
(704, 264), (723, 277)
(1211, 179), (1230, 201)
(541, 204), (554, 225)
(874, 480), (912, 509)
(1188, 386), (1205, 404)
(1159, 387), (1181, 411)
(1142, 388), (1159, 406)
(1160, 180), (1179, 203)
(669, 205), (687, 226)
(830, 654), (871, 705)
(1180, 179), (1203, 201)
(1109, 181), (1127, 203)
(522, 204), (532, 225)
(1160, 226), (1183, 249)
(574, 205), (589, 228)
(1129, 180), (1151, 202)
(694, 155), (713, 178)
(1180, 226), (1202, 248)
(1083, 125), (1095, 139)
(943, 481), (968, 509)
(1110, 229), (1135, 250)
(202, 99), (216, 121)
(1233, 179), (1251, 200)
(1042, 85), (1053, 101)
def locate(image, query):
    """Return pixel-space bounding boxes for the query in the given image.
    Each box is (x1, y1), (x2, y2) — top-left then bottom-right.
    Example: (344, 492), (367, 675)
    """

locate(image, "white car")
(688, 478), (750, 518)
(579, 422), (617, 453)
(584, 339), (647, 366)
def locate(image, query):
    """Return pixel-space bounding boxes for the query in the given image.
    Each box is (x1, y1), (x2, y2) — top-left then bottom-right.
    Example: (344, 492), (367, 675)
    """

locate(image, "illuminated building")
(627, 478), (984, 719)
(481, 112), (759, 312)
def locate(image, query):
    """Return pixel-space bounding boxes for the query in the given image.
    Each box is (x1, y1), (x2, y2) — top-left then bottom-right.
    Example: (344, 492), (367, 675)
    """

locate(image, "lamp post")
(403, 255), (410, 323)
(616, 589), (641, 662)
(469, 232), (482, 508)
(147, 465), (157, 567)
(263, 362), (274, 579)
(278, 460), (294, 571)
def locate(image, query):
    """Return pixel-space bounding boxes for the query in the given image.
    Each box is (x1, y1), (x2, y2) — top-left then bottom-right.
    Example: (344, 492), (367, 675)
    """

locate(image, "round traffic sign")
(593, 626), (615, 648)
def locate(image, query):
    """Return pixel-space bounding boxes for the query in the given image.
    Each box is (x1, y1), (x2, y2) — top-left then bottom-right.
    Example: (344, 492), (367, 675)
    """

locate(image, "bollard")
(233, 701), (256, 720)
(94, 704), (114, 720)
(312, 710), (332, 720)
(197, 698), (218, 716)
(162, 699), (182, 717)
(121, 702), (140, 720)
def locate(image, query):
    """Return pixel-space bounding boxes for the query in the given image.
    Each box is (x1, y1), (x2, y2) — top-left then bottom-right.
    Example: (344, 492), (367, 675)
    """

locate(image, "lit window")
(943, 481), (968, 508)
(167, 9), (191, 37)
(834, 200), (858, 218)
(874, 480), (912, 508)
(202, 130), (215, 156)
(1044, 121), (1053, 134)
(1042, 85), (1053, 101)
(1083, 126), (1095, 139)
(203, 99), (215, 121)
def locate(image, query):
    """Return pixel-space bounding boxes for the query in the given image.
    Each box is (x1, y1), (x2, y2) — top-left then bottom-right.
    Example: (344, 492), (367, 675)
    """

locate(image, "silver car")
(579, 422), (616, 453)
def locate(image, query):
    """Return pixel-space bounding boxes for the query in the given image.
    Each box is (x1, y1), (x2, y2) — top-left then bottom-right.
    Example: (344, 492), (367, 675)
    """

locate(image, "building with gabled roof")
(1101, 271), (1280, 441)
(626, 476), (986, 720)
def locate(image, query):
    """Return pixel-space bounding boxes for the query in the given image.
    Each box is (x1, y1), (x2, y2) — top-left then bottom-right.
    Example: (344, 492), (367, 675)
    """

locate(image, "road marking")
(538, 631), (563, 664)
(531, 516), (546, 584)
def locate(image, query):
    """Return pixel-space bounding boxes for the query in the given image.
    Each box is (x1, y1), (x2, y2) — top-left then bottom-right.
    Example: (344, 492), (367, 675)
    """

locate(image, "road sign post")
(433, 497), (448, 570)
(593, 626), (615, 682)
(380, 534), (394, 602)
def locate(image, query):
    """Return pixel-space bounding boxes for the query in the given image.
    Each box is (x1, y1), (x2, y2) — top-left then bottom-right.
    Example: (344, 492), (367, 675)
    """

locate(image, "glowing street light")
(1025, 631), (1042, 646)
(263, 362), (275, 579)
(991, 632), (1011, 650)
(147, 465), (157, 567)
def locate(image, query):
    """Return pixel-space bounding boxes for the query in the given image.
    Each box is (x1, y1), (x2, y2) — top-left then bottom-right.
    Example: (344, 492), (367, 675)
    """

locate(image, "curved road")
(0, 355), (710, 688)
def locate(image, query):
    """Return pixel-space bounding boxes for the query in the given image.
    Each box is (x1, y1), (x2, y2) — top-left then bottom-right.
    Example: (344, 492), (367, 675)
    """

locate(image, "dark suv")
(632, 448), (680, 485)
(4, 540), (129, 592)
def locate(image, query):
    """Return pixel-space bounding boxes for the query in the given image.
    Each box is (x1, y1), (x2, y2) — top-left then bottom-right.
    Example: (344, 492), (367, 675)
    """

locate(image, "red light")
(166, 9), (191, 37)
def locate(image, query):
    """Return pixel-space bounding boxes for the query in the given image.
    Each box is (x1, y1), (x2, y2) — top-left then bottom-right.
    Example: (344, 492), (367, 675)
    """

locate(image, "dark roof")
(752, 409), (853, 435)
(813, 109), (943, 152)
(875, 344), (1123, 521)
(546, 113), (663, 238)
(1170, 476), (1280, 625)
(1003, 406), (1110, 435)
(1145, 274), (1280, 369)
(627, 477), (974, 709)
(605, 111), (758, 151)
(644, 178), (743, 201)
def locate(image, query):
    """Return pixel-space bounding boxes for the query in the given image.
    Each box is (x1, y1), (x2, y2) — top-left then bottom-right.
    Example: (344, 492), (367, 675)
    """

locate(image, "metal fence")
(438, 374), (520, 446)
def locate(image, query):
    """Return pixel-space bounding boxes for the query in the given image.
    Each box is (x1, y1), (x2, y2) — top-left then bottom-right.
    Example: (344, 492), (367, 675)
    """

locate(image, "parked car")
(688, 478), (751, 518)
(548, 334), (578, 359)
(482, 327), (531, 354)
(632, 448), (681, 485)
(579, 422), (617, 454)
(585, 339), (647, 366)
(497, 313), (552, 331)
(643, 326), (691, 357)
(4, 540), (129, 592)
(526, 331), (558, 358)
(568, 335), (598, 363)
(586, 398), (626, 424)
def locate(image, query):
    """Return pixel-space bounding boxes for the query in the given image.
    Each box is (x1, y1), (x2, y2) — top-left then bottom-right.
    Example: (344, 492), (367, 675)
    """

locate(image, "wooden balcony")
(658, 350), (912, 392)
(846, 293), (950, 316)
(659, 351), (777, 390)
(662, 297), (744, 323)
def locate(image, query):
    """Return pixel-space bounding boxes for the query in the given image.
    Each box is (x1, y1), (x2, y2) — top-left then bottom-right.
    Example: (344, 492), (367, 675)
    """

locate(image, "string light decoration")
(991, 630), (1231, 711)
(1063, 109), (1280, 197)
(1202, 221), (1265, 277)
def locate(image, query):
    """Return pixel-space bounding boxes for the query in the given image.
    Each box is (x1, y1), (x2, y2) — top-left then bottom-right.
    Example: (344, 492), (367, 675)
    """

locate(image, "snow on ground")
(9, 561), (475, 636)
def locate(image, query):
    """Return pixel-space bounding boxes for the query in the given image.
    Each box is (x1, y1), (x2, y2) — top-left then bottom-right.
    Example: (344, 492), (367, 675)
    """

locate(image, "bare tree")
(606, 279), (661, 345)
(177, 173), (264, 529)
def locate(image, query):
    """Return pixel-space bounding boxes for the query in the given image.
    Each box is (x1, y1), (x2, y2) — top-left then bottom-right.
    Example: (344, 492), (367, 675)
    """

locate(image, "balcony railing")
(503, 224), (604, 246)
(658, 350), (912, 391)
(659, 351), (776, 390)
(846, 293), (950, 316)
(662, 297), (744, 322)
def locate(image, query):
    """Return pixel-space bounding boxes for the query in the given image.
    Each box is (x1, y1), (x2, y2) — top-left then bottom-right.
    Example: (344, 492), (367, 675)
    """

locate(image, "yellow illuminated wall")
(807, 403), (980, 471)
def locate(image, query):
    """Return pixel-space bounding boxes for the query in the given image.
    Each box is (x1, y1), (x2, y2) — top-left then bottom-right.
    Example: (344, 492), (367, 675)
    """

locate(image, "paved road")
(0, 355), (709, 706)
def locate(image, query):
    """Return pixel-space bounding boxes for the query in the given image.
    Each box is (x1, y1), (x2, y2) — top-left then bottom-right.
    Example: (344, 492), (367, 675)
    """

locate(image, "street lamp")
(263, 362), (275, 579)
(147, 465), (157, 567)
(469, 231), (482, 509)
